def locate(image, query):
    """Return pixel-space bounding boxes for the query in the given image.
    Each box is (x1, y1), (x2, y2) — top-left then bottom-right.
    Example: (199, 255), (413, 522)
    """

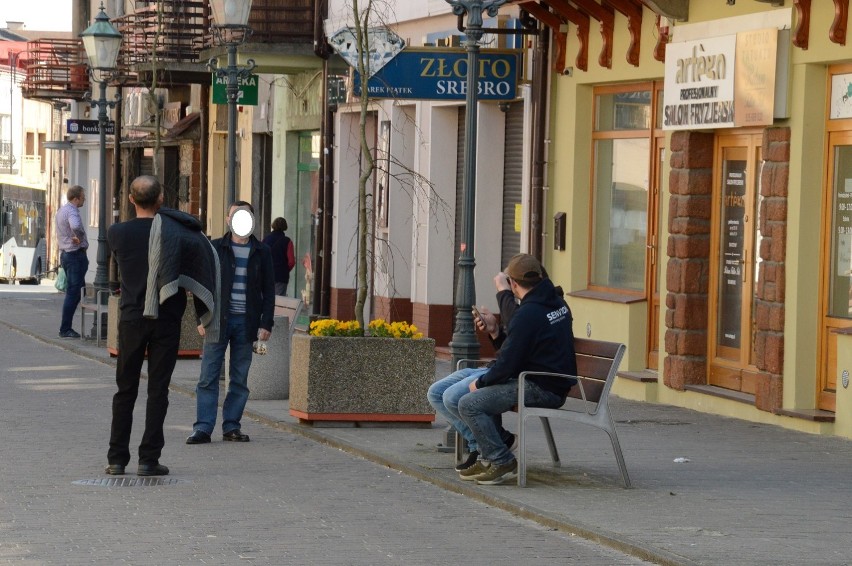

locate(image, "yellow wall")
(546, 4), (852, 436)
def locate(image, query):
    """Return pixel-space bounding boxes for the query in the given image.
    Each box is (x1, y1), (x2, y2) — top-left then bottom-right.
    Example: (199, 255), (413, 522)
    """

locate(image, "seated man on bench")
(457, 254), (577, 486)
(427, 270), (519, 473)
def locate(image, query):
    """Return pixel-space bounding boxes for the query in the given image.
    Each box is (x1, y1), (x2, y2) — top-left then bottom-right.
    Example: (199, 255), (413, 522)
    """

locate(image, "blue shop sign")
(354, 48), (520, 101)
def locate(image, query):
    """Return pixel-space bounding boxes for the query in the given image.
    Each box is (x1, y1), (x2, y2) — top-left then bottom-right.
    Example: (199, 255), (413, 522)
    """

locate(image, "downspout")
(529, 19), (550, 260)
(109, 96), (122, 291)
(313, 0), (333, 316)
(200, 83), (209, 229)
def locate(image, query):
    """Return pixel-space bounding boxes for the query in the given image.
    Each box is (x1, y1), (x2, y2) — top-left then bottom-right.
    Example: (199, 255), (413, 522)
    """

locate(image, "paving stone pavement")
(2, 286), (852, 565)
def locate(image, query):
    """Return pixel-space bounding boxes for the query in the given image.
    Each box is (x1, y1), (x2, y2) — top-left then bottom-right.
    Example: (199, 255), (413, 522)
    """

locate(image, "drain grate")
(73, 477), (189, 487)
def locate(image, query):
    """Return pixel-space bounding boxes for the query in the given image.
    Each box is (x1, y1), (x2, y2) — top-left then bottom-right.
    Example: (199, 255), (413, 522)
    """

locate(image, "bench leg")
(540, 416), (560, 466)
(518, 414), (527, 487)
(604, 415), (631, 488)
(454, 430), (464, 466)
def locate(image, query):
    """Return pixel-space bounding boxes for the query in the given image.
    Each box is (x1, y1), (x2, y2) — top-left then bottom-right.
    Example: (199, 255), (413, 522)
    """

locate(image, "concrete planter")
(239, 315), (292, 400)
(106, 294), (203, 357)
(288, 333), (436, 425)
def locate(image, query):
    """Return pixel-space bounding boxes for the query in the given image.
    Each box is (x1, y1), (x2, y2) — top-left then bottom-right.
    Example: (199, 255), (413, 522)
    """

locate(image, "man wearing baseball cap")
(457, 253), (577, 485)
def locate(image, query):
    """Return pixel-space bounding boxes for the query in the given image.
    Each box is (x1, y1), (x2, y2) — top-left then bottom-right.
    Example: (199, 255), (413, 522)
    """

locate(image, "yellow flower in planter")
(309, 319), (363, 337)
(368, 319), (424, 339)
(308, 318), (423, 339)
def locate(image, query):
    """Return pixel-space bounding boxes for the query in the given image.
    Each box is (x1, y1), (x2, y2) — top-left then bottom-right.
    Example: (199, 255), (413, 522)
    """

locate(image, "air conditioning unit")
(124, 90), (153, 128)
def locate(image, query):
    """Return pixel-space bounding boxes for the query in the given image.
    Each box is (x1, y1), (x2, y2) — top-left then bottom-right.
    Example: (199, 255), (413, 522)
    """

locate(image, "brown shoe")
(458, 460), (490, 481)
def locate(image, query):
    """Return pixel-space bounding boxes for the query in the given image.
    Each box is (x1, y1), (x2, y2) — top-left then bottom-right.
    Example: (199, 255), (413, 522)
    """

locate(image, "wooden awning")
(505, 0), (688, 72)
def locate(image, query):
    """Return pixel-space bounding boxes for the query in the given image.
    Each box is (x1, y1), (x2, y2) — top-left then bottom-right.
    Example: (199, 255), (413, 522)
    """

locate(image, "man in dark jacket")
(458, 253), (576, 485)
(106, 175), (216, 477)
(186, 201), (275, 444)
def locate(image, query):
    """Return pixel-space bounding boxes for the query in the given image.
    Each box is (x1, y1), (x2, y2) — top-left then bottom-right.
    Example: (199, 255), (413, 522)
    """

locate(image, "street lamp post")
(208, 0), (255, 206)
(445, 0), (508, 370)
(81, 3), (122, 296)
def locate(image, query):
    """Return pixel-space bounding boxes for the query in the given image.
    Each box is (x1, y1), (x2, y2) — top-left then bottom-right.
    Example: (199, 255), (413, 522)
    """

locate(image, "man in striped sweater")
(187, 201), (275, 445)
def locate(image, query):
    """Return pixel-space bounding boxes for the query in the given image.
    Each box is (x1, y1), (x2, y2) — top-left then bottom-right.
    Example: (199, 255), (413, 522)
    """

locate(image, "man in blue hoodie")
(457, 253), (577, 485)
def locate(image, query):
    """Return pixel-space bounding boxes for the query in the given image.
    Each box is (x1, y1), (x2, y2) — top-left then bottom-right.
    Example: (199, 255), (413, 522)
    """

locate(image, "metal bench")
(273, 295), (304, 339)
(452, 338), (630, 487)
(517, 338), (629, 487)
(79, 285), (110, 346)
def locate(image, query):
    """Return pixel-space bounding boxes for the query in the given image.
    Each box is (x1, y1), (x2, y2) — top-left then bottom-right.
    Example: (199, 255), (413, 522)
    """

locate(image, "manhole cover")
(72, 477), (189, 487)
(617, 419), (692, 426)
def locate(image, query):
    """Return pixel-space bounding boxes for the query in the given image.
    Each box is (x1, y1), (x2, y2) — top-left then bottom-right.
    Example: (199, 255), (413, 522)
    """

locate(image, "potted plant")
(289, 319), (436, 425)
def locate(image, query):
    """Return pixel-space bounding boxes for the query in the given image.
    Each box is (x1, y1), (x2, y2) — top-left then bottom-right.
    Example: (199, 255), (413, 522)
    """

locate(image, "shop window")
(590, 85), (655, 293)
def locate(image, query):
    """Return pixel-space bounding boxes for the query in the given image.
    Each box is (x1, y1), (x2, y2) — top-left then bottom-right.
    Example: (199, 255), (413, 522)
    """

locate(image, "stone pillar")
(664, 131), (713, 390)
(754, 127), (790, 412)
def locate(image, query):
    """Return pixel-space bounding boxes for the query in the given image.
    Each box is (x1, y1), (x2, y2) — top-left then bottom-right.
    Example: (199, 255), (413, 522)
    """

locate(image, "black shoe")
(455, 450), (480, 472)
(59, 329), (81, 339)
(137, 463), (169, 476)
(186, 430), (211, 445)
(223, 429), (250, 442)
(104, 464), (125, 475)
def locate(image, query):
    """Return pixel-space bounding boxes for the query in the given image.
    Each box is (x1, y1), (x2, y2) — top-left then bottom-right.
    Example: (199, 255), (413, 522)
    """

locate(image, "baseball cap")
(506, 253), (543, 283)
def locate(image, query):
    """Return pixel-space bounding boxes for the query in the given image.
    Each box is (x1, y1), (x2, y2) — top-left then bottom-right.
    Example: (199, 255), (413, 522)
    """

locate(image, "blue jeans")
(428, 367), (514, 454)
(59, 249), (88, 333)
(428, 368), (485, 453)
(458, 380), (564, 466)
(194, 315), (254, 435)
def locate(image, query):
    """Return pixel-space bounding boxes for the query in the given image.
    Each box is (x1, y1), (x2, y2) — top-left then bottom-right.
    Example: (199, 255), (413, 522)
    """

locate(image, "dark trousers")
(108, 317), (181, 466)
(59, 249), (88, 333)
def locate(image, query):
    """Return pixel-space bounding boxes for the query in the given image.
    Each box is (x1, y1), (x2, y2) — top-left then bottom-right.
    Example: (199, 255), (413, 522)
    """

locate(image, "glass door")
(818, 131), (852, 411)
(709, 133), (762, 393)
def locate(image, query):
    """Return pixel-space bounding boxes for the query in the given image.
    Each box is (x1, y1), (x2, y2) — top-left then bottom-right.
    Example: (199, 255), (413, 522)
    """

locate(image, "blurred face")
(73, 193), (86, 207)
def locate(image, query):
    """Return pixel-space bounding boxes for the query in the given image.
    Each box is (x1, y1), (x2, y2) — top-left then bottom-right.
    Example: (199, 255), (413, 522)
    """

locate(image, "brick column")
(664, 131), (714, 390)
(753, 127), (790, 412)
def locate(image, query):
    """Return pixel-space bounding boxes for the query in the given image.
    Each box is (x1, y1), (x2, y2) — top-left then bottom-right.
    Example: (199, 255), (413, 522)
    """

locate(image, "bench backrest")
(567, 338), (623, 403)
(273, 295), (304, 339)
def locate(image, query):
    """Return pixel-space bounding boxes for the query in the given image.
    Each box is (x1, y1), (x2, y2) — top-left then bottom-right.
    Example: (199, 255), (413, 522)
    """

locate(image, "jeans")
(59, 249), (88, 333)
(458, 379), (564, 466)
(428, 367), (514, 454)
(194, 314), (254, 435)
(108, 318), (181, 466)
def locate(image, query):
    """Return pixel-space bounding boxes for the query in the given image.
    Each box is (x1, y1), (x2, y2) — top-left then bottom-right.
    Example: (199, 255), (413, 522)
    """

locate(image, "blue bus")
(0, 176), (47, 284)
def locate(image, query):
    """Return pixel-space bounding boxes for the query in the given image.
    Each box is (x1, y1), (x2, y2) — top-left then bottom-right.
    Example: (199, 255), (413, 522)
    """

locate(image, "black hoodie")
(474, 278), (577, 397)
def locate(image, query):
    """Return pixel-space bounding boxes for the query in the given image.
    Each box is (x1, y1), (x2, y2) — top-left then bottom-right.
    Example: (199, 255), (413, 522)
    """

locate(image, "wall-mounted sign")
(663, 35), (736, 130)
(830, 73), (852, 119)
(663, 29), (778, 131)
(212, 74), (259, 106)
(734, 28), (778, 127)
(67, 119), (115, 135)
(354, 48), (520, 101)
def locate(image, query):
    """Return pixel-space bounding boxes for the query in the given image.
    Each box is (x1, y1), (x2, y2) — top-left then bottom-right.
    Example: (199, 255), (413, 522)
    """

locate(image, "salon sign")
(663, 29), (778, 130)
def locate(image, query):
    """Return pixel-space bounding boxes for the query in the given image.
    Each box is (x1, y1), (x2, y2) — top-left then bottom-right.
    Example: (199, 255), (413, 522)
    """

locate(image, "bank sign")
(67, 119), (115, 135)
(354, 48), (520, 101)
(663, 29), (778, 130)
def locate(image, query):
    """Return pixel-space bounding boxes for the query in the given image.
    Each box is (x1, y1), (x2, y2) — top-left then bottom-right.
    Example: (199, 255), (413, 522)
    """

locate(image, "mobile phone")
(471, 305), (481, 320)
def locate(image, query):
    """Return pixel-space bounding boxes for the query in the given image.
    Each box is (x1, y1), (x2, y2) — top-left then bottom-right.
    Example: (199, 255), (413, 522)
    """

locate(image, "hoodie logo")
(546, 305), (568, 324)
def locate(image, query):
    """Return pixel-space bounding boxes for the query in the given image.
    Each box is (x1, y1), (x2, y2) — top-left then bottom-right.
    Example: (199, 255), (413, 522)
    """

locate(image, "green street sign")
(212, 74), (259, 106)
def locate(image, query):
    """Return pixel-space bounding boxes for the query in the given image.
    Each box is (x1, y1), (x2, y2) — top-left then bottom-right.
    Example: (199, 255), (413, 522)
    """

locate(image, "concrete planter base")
(106, 295), (203, 357)
(225, 315), (292, 400)
(288, 334), (436, 426)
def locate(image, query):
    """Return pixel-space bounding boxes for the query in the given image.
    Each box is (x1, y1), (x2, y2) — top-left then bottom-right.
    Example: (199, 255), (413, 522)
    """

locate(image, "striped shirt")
(229, 241), (250, 314)
(55, 201), (88, 252)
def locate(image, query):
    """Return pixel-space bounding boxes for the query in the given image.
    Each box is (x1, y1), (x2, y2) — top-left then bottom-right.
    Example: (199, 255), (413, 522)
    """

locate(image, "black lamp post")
(209, 0), (255, 206)
(445, 0), (508, 369)
(81, 2), (122, 295)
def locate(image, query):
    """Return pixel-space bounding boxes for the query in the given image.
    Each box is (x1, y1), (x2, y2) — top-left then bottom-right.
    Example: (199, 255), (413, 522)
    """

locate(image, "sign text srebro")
(354, 48), (520, 101)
